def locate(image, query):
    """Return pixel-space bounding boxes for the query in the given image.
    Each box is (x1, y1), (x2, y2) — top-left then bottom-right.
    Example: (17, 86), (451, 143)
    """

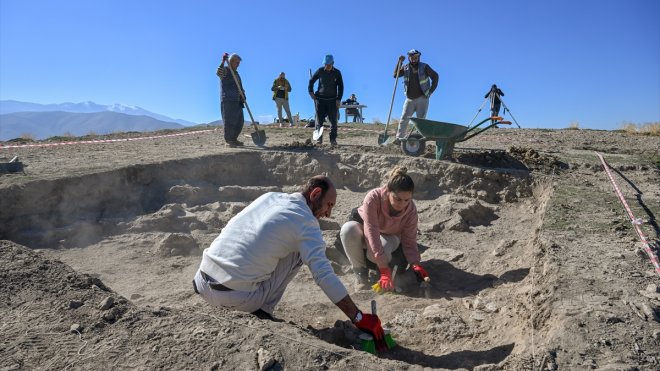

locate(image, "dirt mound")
(1, 126), (658, 370)
(0, 241), (413, 370)
(507, 146), (569, 174)
(455, 150), (529, 171)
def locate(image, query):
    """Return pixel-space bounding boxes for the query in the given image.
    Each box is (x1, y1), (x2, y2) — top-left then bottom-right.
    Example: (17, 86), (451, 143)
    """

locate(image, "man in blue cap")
(308, 54), (344, 146)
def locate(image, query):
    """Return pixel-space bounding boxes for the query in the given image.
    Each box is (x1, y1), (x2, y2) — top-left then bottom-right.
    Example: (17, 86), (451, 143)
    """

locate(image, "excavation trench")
(0, 150), (550, 368)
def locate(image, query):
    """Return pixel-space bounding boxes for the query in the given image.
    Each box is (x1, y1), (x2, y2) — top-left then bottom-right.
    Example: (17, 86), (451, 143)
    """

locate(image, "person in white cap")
(393, 49), (439, 144)
(308, 54), (344, 146)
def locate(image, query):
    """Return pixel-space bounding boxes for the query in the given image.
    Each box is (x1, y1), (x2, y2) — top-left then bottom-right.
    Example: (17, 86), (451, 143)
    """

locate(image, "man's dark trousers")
(315, 98), (338, 142)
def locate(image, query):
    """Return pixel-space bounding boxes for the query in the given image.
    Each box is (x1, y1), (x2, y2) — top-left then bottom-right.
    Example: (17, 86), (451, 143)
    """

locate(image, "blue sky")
(1, 0), (658, 130)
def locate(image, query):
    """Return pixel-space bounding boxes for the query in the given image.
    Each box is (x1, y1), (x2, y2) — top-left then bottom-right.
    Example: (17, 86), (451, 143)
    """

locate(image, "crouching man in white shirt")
(193, 175), (385, 340)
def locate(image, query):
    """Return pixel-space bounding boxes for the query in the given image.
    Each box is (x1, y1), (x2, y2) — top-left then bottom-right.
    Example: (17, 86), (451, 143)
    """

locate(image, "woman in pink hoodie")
(340, 166), (429, 291)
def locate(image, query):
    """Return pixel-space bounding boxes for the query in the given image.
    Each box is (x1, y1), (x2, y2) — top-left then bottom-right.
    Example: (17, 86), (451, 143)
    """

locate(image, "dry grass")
(566, 121), (580, 130)
(639, 122), (660, 136)
(20, 133), (35, 141)
(617, 121), (660, 136)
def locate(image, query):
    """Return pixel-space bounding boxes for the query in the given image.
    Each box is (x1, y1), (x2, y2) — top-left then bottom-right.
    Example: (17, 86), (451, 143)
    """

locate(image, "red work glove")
(354, 312), (385, 342)
(412, 264), (429, 282)
(378, 267), (394, 291)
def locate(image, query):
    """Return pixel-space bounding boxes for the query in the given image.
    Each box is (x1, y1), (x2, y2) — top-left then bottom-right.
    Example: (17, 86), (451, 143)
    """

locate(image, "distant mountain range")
(0, 100), (210, 141)
(0, 100), (196, 126)
(0, 111), (186, 141)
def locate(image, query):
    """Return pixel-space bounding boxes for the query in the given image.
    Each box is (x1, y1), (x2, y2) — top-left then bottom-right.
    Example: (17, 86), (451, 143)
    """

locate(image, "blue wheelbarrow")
(400, 117), (511, 160)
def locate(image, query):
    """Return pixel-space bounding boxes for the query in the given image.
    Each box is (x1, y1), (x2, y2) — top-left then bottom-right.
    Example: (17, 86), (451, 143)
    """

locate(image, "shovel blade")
(312, 126), (324, 142)
(251, 129), (266, 146)
(378, 133), (392, 146)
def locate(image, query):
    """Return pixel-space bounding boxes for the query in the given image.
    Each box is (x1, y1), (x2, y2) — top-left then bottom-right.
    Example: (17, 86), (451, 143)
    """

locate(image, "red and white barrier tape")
(0, 129), (218, 149)
(596, 152), (660, 275)
(1, 126), (379, 150)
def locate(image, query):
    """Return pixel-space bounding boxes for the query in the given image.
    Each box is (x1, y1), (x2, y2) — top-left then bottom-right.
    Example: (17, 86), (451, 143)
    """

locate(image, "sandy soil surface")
(1, 123), (659, 370)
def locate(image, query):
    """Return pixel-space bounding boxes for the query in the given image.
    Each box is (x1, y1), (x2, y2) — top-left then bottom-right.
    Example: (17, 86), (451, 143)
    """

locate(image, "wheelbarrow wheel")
(401, 133), (426, 157)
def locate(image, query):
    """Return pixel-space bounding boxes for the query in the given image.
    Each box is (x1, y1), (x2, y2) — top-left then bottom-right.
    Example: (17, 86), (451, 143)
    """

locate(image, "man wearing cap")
(217, 53), (246, 147)
(394, 49), (439, 143)
(272, 72), (294, 127)
(308, 54), (344, 146)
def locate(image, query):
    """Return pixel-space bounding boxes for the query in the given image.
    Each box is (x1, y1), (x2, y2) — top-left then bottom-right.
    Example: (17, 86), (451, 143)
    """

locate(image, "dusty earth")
(1, 123), (659, 370)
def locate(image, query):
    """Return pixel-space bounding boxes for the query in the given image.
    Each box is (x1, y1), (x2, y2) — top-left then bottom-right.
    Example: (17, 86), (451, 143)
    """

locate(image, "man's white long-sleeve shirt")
(200, 192), (348, 303)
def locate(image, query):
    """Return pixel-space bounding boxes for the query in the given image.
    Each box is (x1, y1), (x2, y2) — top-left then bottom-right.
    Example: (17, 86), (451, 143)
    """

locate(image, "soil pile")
(1, 125), (659, 370)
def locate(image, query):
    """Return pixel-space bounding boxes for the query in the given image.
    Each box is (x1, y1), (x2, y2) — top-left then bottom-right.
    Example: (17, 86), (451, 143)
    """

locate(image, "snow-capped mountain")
(0, 100), (195, 126)
(0, 111), (185, 141)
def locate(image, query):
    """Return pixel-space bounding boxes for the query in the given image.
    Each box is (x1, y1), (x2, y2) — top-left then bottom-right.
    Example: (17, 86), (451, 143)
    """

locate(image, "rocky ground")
(1, 123), (659, 370)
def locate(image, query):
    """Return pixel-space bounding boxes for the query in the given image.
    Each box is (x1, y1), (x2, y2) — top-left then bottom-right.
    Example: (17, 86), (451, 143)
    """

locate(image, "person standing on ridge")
(484, 84), (505, 118)
(217, 53), (246, 147)
(394, 49), (439, 144)
(309, 54), (344, 146)
(272, 72), (294, 127)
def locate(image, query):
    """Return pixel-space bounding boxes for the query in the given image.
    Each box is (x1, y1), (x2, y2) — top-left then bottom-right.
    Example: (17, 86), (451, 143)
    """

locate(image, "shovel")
(310, 68), (324, 143)
(378, 58), (403, 145)
(224, 56), (266, 146)
(312, 100), (323, 143)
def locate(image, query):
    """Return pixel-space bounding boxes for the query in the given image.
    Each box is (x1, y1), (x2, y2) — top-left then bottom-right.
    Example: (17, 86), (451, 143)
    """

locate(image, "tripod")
(467, 95), (521, 128)
(498, 97), (521, 128)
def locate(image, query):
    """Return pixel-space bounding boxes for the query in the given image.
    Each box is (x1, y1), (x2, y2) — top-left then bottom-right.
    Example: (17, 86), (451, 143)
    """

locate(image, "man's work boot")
(353, 267), (370, 291)
(226, 140), (244, 147)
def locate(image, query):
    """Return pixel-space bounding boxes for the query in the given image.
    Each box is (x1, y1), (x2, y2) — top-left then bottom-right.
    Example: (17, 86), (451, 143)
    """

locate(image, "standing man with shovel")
(308, 54), (344, 146)
(217, 53), (246, 147)
(394, 49), (439, 144)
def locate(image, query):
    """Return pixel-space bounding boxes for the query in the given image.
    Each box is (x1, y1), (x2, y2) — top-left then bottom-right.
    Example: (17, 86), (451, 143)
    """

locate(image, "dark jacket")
(485, 86), (504, 106)
(342, 97), (359, 114)
(308, 67), (344, 101)
(217, 66), (243, 102)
